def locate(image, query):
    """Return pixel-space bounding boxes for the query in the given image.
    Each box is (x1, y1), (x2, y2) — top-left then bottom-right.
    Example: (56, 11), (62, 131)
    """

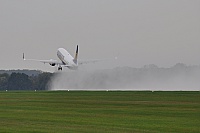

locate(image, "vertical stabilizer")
(74, 45), (78, 64)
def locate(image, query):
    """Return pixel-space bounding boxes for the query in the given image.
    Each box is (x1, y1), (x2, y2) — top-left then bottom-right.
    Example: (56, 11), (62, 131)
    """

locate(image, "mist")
(49, 63), (200, 91)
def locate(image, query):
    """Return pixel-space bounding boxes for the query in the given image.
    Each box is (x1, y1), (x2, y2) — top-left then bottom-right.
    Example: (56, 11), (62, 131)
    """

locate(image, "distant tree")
(0, 73), (9, 90)
(7, 73), (32, 90)
(32, 72), (53, 90)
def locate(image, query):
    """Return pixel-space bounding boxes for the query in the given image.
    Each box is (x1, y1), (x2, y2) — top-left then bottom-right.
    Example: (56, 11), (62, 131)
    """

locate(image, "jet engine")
(49, 63), (56, 66)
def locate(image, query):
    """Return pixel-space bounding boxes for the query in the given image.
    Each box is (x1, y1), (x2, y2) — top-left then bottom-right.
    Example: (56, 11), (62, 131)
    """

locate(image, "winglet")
(74, 45), (78, 64)
(23, 53), (25, 60)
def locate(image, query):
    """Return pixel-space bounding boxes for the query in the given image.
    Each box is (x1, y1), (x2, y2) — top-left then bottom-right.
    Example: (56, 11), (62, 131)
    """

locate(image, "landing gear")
(58, 66), (62, 71)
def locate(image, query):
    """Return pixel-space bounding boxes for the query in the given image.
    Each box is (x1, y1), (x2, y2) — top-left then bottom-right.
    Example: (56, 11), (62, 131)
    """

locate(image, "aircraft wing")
(23, 53), (63, 65)
(78, 57), (117, 65)
(78, 59), (102, 65)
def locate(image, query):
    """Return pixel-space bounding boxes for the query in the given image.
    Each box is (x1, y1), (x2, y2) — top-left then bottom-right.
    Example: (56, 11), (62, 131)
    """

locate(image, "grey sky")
(0, 0), (199, 72)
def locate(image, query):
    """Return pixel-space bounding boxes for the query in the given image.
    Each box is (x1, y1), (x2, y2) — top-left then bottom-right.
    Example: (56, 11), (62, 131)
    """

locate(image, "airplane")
(23, 45), (102, 71)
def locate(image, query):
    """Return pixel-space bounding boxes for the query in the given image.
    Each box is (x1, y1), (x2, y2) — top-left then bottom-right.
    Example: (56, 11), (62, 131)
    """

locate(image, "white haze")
(49, 64), (200, 91)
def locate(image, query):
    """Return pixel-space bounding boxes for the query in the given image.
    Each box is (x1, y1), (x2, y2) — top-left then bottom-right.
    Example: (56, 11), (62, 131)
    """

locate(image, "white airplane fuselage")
(57, 48), (78, 70)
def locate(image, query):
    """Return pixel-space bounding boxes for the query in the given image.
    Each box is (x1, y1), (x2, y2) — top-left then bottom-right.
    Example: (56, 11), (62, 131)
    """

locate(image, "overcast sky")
(0, 0), (199, 72)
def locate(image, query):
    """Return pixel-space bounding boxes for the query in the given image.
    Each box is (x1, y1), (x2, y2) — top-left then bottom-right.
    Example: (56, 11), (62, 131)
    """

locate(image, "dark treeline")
(0, 70), (41, 76)
(0, 72), (53, 91)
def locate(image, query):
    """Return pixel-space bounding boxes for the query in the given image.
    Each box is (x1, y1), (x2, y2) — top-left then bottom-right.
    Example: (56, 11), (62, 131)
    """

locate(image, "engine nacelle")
(49, 63), (56, 66)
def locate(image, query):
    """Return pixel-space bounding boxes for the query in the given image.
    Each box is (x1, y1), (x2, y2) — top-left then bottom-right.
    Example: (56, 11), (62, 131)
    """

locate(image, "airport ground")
(0, 91), (199, 133)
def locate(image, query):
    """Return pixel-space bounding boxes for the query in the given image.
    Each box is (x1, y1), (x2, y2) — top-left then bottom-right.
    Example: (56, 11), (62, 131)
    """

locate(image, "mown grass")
(0, 91), (199, 133)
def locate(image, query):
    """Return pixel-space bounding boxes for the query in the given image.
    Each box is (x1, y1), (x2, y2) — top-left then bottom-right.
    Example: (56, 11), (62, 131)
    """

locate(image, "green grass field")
(0, 91), (199, 133)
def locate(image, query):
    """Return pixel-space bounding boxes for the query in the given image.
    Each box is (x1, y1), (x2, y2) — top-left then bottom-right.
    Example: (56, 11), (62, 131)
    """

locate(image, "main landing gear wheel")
(58, 67), (62, 71)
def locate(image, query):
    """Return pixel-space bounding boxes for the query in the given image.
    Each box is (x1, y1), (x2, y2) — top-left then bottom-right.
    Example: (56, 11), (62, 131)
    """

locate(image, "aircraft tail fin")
(74, 45), (78, 64)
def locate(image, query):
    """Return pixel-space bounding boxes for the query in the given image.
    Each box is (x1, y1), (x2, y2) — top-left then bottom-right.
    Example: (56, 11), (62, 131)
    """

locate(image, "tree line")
(0, 72), (53, 91)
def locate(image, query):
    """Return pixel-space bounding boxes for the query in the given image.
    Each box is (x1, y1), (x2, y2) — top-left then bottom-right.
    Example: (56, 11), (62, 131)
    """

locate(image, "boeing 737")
(23, 45), (100, 70)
